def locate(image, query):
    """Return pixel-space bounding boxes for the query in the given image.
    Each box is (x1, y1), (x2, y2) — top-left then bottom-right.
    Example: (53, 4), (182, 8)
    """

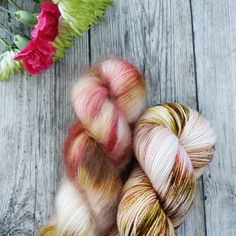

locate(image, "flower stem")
(8, 0), (22, 10)
(9, 23), (31, 40)
(0, 38), (11, 48)
(0, 5), (14, 14)
(0, 23), (15, 37)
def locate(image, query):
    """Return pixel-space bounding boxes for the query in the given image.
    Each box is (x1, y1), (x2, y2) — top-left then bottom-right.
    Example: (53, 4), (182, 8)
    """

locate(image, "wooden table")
(0, 1), (235, 235)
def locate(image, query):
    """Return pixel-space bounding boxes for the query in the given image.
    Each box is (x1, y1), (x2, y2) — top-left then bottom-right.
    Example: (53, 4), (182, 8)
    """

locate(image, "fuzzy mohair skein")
(117, 103), (216, 236)
(39, 59), (146, 236)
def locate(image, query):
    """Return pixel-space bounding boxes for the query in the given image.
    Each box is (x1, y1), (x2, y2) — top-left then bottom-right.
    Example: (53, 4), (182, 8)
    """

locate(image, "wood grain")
(192, 0), (236, 235)
(0, 0), (235, 235)
(90, 1), (205, 235)
(0, 2), (89, 235)
(0, 40), (90, 236)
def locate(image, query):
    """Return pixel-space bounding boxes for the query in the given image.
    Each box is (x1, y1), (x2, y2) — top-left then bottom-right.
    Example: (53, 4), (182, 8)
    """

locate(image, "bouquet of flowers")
(0, 0), (112, 80)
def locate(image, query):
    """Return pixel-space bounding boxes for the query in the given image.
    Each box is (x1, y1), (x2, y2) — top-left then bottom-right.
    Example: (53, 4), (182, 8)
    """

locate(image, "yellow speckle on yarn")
(38, 224), (56, 236)
(142, 106), (178, 135)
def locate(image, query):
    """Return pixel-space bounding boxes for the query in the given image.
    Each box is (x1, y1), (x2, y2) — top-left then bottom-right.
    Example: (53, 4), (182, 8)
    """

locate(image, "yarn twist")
(117, 103), (216, 235)
(39, 59), (146, 236)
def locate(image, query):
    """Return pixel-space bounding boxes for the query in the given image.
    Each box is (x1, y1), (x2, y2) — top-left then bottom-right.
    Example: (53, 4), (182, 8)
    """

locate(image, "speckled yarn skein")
(39, 59), (146, 236)
(117, 103), (216, 235)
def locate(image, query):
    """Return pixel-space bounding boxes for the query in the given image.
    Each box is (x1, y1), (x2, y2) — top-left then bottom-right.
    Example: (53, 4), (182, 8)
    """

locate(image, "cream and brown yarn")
(117, 103), (216, 235)
(38, 59), (216, 236)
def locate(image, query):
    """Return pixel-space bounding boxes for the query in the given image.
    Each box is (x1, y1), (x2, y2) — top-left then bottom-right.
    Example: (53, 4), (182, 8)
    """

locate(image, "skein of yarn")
(117, 103), (216, 235)
(39, 59), (146, 236)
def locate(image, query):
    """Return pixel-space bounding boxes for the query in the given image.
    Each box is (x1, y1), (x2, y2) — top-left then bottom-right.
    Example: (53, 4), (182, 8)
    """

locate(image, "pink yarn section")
(71, 59), (146, 164)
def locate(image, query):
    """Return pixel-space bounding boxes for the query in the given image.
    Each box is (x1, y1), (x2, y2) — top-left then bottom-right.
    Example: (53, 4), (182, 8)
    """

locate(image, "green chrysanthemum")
(53, 0), (112, 35)
(53, 17), (75, 61)
(0, 49), (23, 81)
(52, 0), (112, 61)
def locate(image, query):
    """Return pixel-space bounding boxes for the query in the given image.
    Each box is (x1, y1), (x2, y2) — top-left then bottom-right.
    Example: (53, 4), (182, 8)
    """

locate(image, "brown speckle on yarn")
(117, 103), (216, 235)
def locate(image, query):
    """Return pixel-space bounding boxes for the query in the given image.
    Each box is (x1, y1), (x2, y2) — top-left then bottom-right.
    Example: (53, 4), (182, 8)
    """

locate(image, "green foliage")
(33, 0), (42, 3)
(0, 49), (23, 81)
(15, 10), (38, 26)
(52, 0), (112, 61)
(0, 0), (112, 79)
(53, 0), (112, 35)
(53, 18), (75, 61)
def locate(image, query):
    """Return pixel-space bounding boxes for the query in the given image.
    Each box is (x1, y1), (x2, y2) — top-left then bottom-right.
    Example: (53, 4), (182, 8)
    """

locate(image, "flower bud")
(15, 10), (38, 26)
(13, 35), (29, 50)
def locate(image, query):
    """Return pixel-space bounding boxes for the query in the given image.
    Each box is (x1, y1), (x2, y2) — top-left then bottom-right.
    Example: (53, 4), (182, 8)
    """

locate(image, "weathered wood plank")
(90, 1), (205, 235)
(3, 0), (235, 235)
(0, 2), (89, 235)
(33, 35), (90, 234)
(191, 0), (236, 235)
(0, 2), (38, 235)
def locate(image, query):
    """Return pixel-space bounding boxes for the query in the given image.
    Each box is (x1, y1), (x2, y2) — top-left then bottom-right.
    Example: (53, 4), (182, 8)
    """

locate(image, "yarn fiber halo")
(39, 59), (146, 236)
(117, 103), (216, 235)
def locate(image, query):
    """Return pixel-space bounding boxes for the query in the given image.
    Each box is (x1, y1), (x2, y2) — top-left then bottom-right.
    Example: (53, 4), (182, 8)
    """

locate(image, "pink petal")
(23, 60), (41, 74)
(14, 41), (35, 61)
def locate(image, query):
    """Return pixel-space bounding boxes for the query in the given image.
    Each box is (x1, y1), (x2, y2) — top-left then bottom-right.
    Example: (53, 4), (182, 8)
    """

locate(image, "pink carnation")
(14, 38), (56, 75)
(31, 1), (61, 41)
(14, 1), (61, 75)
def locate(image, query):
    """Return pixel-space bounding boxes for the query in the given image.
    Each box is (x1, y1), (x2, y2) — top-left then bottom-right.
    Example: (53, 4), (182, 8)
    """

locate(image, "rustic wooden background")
(0, 0), (235, 235)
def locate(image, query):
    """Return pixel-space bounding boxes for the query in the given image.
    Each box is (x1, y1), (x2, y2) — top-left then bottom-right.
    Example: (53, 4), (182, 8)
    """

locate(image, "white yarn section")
(134, 126), (178, 195)
(179, 108), (217, 177)
(55, 178), (95, 236)
(179, 108), (216, 152)
(178, 145), (194, 174)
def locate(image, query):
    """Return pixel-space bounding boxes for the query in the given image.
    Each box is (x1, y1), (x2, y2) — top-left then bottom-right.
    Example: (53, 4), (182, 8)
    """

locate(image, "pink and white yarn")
(39, 59), (146, 236)
(39, 60), (216, 236)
